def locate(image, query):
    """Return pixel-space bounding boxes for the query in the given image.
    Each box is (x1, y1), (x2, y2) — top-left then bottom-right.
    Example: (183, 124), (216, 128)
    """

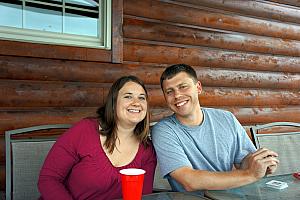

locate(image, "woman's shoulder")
(140, 140), (156, 157)
(138, 141), (157, 166)
(66, 118), (98, 133)
(58, 118), (99, 140)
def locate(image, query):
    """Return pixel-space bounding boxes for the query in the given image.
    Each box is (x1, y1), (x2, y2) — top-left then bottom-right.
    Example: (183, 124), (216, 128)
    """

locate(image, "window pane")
(65, 11), (98, 37)
(0, 0), (109, 48)
(0, 2), (22, 28)
(24, 2), (62, 33)
(66, 0), (99, 8)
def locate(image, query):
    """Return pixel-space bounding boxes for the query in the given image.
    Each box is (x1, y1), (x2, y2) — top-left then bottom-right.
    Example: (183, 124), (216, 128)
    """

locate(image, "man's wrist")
(241, 169), (260, 183)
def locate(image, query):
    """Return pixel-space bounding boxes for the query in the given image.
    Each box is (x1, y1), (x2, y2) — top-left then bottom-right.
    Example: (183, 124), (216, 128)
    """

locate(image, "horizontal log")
(152, 106), (300, 126)
(175, 0), (300, 24)
(226, 106), (300, 125)
(0, 55), (164, 84)
(0, 80), (105, 107)
(124, 17), (300, 57)
(268, 0), (300, 7)
(0, 40), (111, 62)
(2, 80), (300, 107)
(196, 68), (300, 89)
(124, 0), (300, 40)
(200, 87), (300, 107)
(1, 106), (300, 134)
(0, 107), (97, 135)
(124, 41), (300, 73)
(2, 56), (300, 88)
(0, 107), (174, 135)
(1, 106), (300, 153)
(4, 104), (300, 128)
(144, 87), (300, 107)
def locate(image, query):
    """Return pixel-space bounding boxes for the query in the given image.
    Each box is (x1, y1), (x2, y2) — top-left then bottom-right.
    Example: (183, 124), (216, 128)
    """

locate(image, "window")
(0, 0), (111, 49)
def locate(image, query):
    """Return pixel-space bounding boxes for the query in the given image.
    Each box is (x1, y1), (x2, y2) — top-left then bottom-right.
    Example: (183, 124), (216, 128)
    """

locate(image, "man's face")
(162, 72), (202, 118)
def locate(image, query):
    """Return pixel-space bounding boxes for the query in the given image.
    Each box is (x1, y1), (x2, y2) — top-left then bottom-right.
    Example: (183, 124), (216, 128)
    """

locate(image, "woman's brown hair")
(97, 76), (150, 153)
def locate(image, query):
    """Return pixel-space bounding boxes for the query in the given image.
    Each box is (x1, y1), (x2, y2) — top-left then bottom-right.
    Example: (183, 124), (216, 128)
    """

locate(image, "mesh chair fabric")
(257, 133), (300, 176)
(12, 141), (55, 200)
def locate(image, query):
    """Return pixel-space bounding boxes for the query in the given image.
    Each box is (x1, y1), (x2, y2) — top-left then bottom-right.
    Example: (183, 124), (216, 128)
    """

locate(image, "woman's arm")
(38, 122), (84, 200)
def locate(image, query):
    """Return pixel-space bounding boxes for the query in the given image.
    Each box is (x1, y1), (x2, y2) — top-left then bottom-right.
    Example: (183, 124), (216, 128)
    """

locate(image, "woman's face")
(116, 81), (147, 128)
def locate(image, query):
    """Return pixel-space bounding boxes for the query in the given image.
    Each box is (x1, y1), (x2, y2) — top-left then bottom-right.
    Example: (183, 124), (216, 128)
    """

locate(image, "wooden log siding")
(0, 108), (172, 135)
(0, 108), (96, 134)
(2, 81), (300, 108)
(0, 80), (105, 107)
(200, 88), (300, 107)
(124, 17), (300, 57)
(124, 0), (300, 41)
(124, 41), (300, 73)
(146, 87), (300, 108)
(2, 56), (300, 89)
(0, 56), (164, 84)
(0, 41), (112, 62)
(228, 106), (300, 125)
(1, 0), (300, 192)
(266, 0), (300, 8)
(175, 0), (300, 24)
(1, 106), (300, 135)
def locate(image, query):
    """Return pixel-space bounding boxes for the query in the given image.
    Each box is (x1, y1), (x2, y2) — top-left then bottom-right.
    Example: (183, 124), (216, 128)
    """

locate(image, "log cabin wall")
(1, 0), (300, 192)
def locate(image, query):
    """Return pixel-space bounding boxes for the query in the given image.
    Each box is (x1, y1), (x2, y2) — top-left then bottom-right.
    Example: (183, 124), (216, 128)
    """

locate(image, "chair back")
(250, 122), (300, 176)
(5, 124), (71, 200)
(150, 122), (172, 192)
(153, 163), (172, 192)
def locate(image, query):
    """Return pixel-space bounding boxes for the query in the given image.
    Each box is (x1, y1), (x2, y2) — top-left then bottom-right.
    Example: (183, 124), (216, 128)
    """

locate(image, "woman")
(38, 76), (157, 200)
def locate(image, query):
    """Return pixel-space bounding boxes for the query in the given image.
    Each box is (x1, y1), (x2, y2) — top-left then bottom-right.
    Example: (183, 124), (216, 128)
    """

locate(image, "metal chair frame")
(5, 124), (71, 200)
(250, 122), (300, 176)
(250, 122), (300, 148)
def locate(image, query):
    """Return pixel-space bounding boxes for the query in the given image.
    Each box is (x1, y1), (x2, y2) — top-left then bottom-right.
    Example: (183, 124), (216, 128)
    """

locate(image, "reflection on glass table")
(118, 192), (209, 200)
(205, 174), (300, 200)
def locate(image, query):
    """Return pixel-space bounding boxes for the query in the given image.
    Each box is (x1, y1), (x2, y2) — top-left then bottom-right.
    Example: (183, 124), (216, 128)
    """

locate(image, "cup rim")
(119, 168), (146, 175)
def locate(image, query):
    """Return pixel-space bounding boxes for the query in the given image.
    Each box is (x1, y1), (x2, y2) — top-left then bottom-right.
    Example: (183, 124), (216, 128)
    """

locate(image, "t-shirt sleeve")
(141, 142), (157, 194)
(231, 113), (256, 164)
(151, 123), (192, 178)
(38, 120), (87, 200)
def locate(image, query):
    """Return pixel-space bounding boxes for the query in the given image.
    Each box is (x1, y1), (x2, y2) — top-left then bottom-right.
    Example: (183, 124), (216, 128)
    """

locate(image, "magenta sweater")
(38, 119), (157, 200)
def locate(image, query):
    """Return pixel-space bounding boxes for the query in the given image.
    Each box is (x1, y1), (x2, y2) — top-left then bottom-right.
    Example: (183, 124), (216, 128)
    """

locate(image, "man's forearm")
(171, 167), (258, 191)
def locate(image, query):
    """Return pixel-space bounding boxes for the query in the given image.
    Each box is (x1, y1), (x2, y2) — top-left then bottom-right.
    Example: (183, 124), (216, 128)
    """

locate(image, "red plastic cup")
(119, 168), (146, 200)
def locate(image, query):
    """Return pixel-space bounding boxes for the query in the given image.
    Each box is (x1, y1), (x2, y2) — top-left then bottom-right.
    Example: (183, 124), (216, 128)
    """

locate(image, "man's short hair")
(160, 64), (198, 89)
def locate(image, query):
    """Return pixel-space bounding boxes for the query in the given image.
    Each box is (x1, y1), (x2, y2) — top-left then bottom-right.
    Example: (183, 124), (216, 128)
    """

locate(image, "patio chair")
(153, 163), (172, 192)
(250, 122), (300, 176)
(150, 122), (172, 192)
(5, 124), (71, 200)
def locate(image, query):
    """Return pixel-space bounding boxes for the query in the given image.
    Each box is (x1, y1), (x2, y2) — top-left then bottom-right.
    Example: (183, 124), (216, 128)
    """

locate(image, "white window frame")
(0, 0), (111, 49)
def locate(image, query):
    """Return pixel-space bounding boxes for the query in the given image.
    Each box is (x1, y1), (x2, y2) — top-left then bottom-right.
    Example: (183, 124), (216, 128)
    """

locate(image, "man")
(152, 64), (279, 194)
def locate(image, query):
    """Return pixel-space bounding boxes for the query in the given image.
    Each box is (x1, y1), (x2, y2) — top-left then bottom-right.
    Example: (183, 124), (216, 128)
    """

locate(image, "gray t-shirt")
(152, 108), (256, 192)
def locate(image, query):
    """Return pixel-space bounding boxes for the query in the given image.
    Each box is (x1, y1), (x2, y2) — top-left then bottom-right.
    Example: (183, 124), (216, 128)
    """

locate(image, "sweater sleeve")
(38, 120), (86, 200)
(141, 142), (157, 194)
